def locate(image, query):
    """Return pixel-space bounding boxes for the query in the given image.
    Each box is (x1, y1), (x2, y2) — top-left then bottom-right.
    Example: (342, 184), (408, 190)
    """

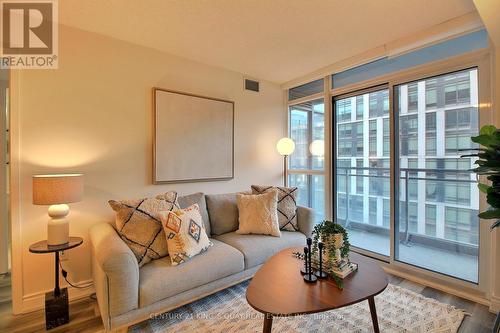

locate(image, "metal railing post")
(404, 170), (410, 244)
(345, 168), (350, 228)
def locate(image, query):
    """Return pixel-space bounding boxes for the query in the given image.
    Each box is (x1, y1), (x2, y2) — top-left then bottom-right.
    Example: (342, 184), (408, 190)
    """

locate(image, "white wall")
(10, 25), (284, 312)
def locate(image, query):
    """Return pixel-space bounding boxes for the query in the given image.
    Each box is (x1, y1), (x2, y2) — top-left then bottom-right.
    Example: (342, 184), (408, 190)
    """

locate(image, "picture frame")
(153, 88), (234, 184)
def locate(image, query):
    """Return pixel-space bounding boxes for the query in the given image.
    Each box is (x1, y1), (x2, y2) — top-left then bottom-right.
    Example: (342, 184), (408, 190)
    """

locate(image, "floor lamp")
(276, 137), (295, 187)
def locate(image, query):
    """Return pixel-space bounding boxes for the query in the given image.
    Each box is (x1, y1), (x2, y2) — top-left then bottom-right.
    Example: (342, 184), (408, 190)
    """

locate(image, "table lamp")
(33, 174), (84, 245)
(276, 137), (295, 186)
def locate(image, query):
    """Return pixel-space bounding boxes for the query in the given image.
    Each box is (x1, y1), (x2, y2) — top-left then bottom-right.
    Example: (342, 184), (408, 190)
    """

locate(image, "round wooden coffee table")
(246, 247), (388, 333)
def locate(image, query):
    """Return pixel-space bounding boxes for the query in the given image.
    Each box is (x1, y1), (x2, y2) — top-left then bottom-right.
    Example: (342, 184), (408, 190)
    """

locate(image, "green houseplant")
(462, 125), (500, 230)
(311, 220), (350, 259)
(310, 220), (351, 288)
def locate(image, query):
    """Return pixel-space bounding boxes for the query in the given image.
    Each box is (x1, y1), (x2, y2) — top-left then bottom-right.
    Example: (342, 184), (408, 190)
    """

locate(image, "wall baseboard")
(21, 280), (95, 314)
(382, 265), (491, 308)
(491, 294), (500, 313)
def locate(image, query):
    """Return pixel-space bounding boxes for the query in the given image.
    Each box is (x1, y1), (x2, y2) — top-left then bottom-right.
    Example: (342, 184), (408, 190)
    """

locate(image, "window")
(444, 207), (478, 245)
(355, 159), (364, 194)
(426, 113), (436, 155)
(288, 96), (325, 221)
(383, 118), (390, 156)
(426, 79), (438, 108)
(395, 68), (479, 282)
(289, 78), (324, 101)
(400, 114), (418, 155)
(444, 72), (470, 105)
(425, 204), (437, 237)
(337, 98), (352, 122)
(335, 88), (390, 256)
(445, 107), (478, 154)
(369, 90), (389, 118)
(408, 83), (418, 111)
(369, 120), (377, 156)
(356, 96), (364, 120)
(329, 32), (487, 284)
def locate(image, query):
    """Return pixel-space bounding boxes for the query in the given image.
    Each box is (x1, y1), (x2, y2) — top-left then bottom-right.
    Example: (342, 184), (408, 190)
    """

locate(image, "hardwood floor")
(0, 273), (496, 332)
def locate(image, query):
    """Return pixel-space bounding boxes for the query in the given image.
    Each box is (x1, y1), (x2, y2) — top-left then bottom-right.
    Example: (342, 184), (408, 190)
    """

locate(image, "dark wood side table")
(29, 237), (83, 330)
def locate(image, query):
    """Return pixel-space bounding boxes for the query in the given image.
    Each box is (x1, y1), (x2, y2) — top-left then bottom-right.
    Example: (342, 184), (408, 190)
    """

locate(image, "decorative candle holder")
(300, 247), (310, 275)
(315, 242), (328, 279)
(304, 238), (317, 283)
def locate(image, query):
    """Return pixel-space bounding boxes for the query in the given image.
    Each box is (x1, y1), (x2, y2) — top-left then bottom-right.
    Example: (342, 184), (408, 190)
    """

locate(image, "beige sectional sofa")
(89, 192), (315, 332)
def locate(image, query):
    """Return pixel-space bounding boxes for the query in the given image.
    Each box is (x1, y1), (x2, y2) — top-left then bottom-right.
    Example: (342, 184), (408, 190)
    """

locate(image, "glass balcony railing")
(335, 166), (479, 282)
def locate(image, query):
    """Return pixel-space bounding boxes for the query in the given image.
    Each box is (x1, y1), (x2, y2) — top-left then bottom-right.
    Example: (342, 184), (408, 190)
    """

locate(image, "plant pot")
(333, 233), (344, 248)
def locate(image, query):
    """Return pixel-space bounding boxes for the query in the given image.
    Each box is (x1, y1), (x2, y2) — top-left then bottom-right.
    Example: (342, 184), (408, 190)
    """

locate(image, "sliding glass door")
(334, 87), (390, 256)
(333, 68), (481, 282)
(394, 68), (479, 282)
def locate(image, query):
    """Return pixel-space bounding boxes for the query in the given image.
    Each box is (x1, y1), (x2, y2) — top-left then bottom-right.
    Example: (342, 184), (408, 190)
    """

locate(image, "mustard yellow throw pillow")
(236, 190), (280, 237)
(160, 204), (212, 266)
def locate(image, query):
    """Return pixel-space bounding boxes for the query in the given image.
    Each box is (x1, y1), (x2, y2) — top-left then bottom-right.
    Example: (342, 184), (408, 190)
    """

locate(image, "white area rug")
(130, 281), (465, 333)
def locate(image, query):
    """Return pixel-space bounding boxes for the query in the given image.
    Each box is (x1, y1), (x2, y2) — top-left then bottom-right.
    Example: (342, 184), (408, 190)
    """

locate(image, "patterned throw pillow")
(251, 185), (298, 231)
(160, 204), (213, 266)
(236, 190), (280, 237)
(109, 191), (180, 267)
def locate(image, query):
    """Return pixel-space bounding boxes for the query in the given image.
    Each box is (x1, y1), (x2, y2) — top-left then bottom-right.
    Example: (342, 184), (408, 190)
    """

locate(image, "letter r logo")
(1, 1), (53, 55)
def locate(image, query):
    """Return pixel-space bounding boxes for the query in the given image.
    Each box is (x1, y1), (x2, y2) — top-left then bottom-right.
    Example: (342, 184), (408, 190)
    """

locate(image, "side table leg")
(263, 313), (273, 333)
(368, 297), (380, 333)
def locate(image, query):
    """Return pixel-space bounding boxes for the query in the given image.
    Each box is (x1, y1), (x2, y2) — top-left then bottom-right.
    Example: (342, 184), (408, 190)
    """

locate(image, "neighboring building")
(335, 68), (479, 248)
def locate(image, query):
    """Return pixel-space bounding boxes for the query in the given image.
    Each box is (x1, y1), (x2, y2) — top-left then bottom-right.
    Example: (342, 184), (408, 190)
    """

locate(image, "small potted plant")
(312, 220), (350, 263)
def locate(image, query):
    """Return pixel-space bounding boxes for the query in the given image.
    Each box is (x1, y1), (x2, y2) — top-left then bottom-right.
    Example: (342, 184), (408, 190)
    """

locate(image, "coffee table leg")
(263, 313), (273, 333)
(368, 297), (380, 333)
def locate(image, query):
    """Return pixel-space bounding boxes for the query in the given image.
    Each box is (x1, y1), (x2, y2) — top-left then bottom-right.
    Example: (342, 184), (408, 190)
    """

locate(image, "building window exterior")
(394, 68), (479, 282)
(333, 67), (480, 282)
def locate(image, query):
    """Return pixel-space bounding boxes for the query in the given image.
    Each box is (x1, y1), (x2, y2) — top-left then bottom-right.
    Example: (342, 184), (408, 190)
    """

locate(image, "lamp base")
(47, 218), (69, 245)
(47, 204), (70, 245)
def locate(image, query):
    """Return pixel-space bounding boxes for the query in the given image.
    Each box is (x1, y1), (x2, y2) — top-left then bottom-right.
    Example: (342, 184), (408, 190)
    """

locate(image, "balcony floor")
(347, 228), (479, 283)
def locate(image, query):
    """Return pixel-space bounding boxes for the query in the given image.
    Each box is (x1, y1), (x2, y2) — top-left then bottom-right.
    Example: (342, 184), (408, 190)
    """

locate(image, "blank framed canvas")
(153, 88), (234, 184)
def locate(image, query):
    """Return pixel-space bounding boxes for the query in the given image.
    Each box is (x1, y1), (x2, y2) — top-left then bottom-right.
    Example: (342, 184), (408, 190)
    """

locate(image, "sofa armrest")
(90, 223), (139, 328)
(297, 205), (316, 237)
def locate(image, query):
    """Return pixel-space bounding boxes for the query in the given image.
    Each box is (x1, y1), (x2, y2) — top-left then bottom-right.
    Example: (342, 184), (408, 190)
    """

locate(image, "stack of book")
(293, 252), (358, 279)
(327, 258), (358, 279)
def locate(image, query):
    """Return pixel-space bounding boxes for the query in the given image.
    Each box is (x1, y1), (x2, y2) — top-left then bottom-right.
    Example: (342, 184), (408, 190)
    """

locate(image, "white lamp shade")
(276, 137), (295, 156)
(310, 139), (325, 156)
(33, 174), (84, 205)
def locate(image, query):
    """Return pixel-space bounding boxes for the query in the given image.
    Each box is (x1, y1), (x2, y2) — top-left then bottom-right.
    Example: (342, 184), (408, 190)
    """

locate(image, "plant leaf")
(487, 193), (500, 207)
(478, 209), (500, 219)
(478, 183), (489, 194)
(472, 135), (500, 148)
(480, 125), (497, 136)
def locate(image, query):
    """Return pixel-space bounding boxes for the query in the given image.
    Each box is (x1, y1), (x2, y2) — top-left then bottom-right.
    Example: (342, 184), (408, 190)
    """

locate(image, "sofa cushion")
(215, 231), (306, 269)
(205, 193), (239, 235)
(236, 191), (280, 237)
(160, 204), (213, 266)
(178, 192), (210, 235)
(251, 185), (299, 231)
(108, 191), (180, 267)
(139, 239), (244, 307)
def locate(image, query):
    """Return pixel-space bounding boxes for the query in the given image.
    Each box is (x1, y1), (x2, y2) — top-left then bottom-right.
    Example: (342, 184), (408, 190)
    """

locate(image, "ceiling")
(59, 0), (478, 84)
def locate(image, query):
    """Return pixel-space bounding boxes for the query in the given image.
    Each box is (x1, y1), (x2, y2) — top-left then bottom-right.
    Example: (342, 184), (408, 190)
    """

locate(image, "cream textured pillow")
(160, 204), (213, 266)
(109, 191), (180, 267)
(236, 190), (280, 237)
(251, 185), (298, 231)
